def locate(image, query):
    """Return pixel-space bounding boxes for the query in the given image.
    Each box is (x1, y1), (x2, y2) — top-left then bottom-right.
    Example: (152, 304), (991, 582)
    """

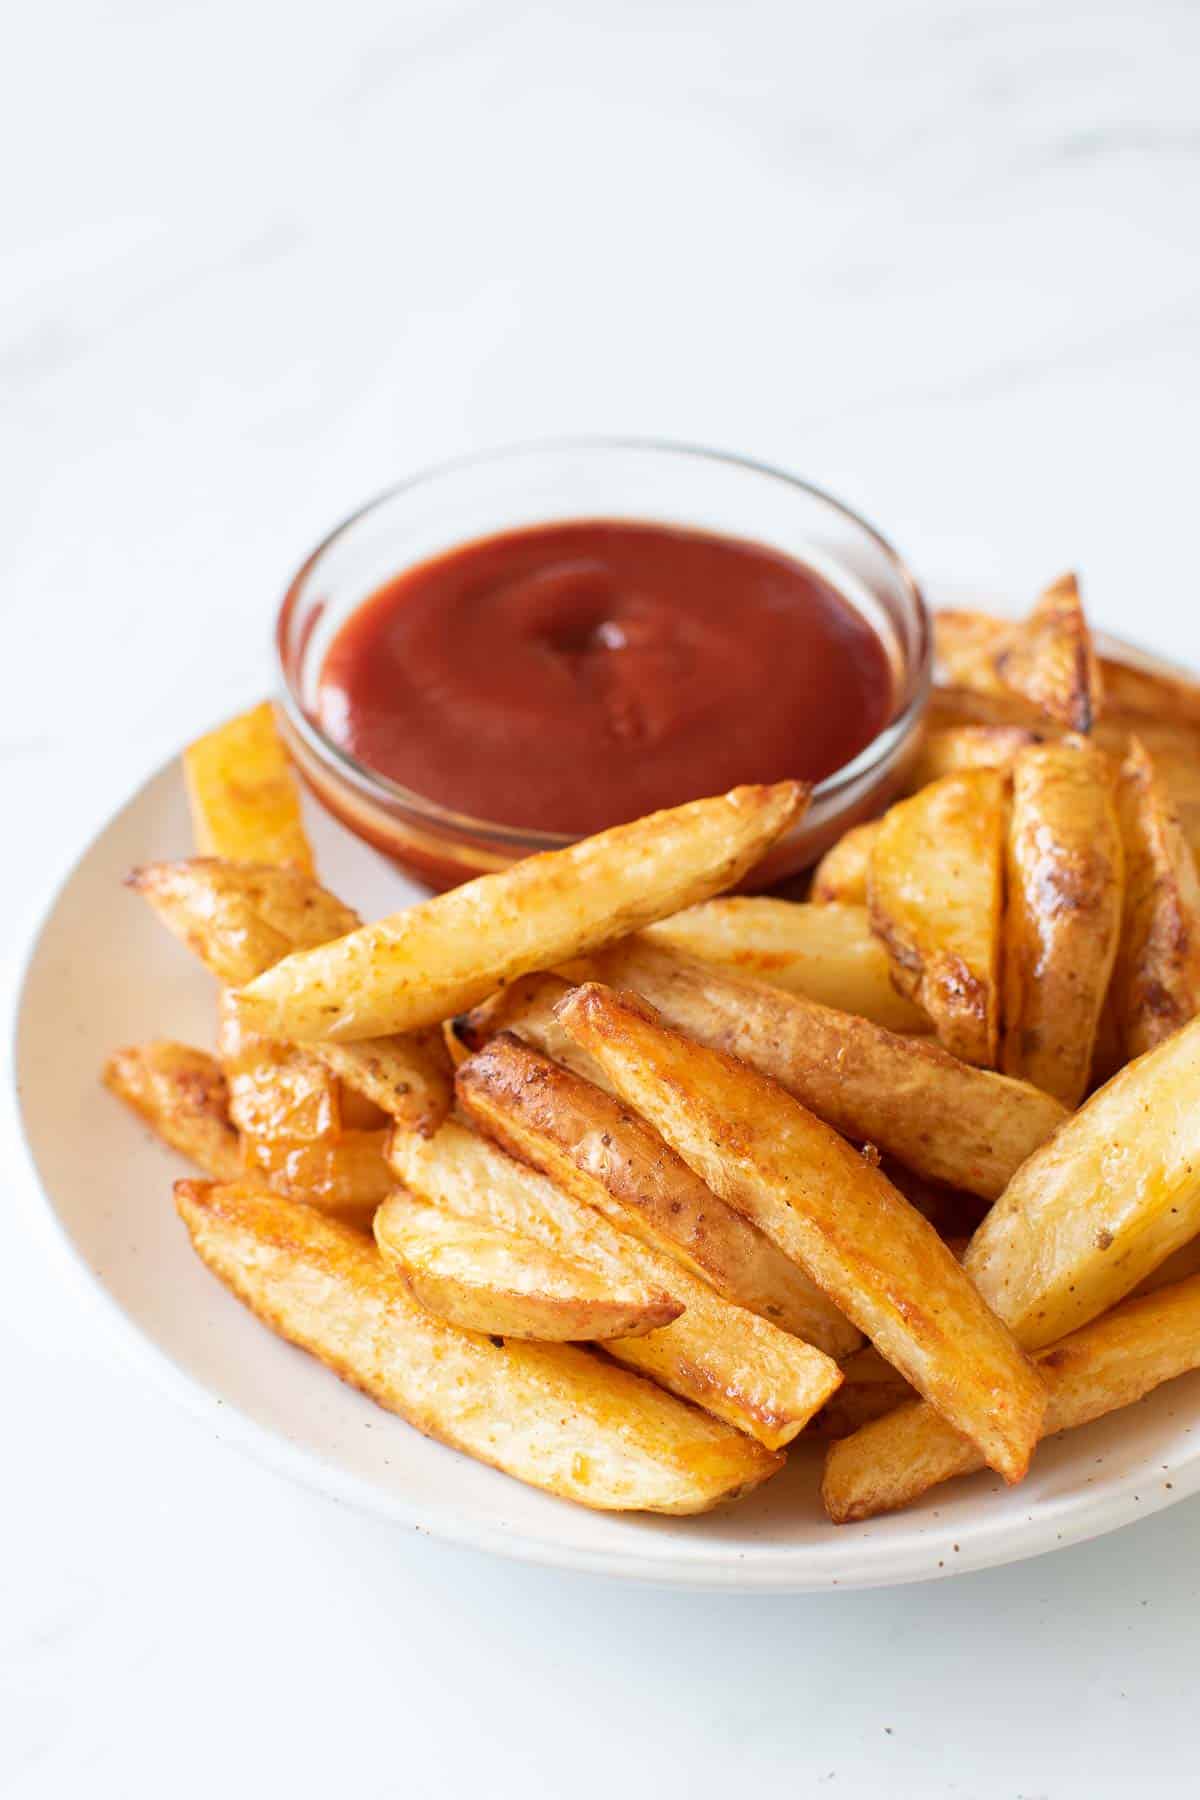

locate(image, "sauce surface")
(316, 520), (893, 835)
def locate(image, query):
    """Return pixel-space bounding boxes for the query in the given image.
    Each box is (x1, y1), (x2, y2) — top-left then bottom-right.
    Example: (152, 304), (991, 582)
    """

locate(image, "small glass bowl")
(276, 440), (932, 890)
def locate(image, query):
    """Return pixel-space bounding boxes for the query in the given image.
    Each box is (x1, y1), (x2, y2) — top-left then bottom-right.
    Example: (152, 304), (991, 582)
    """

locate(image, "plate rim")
(10, 624), (1200, 1592)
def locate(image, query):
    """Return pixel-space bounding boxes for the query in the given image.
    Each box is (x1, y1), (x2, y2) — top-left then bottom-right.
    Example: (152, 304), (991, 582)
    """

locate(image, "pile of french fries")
(104, 575), (1200, 1524)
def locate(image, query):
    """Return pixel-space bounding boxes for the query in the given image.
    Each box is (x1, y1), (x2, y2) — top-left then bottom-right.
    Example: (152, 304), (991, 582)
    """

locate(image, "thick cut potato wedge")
(132, 858), (451, 1135)
(234, 783), (807, 1043)
(867, 768), (1007, 1067)
(1002, 740), (1124, 1105)
(240, 1127), (392, 1222)
(103, 1041), (241, 1180)
(810, 821), (880, 905)
(387, 1122), (841, 1450)
(454, 973), (611, 1090)
(1111, 737), (1200, 1059)
(455, 1034), (860, 1355)
(183, 701), (314, 871)
(964, 1014), (1200, 1347)
(645, 899), (927, 1031)
(906, 724), (1038, 793)
(128, 859), (359, 987)
(375, 1192), (681, 1341)
(584, 939), (1066, 1200)
(178, 1180), (778, 1513)
(823, 1272), (1200, 1521)
(935, 581), (1102, 733)
(994, 574), (1102, 733)
(559, 983), (1046, 1482)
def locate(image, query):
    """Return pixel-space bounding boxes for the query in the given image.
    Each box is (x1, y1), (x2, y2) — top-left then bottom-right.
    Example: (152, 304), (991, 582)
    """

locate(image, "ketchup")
(316, 520), (892, 836)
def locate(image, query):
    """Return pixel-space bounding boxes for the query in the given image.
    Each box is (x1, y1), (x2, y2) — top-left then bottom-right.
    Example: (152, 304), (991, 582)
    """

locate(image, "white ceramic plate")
(13, 655), (1200, 1592)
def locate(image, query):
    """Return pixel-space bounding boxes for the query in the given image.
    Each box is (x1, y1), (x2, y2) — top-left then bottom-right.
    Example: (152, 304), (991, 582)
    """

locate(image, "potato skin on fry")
(387, 1121), (841, 1449)
(375, 1192), (682, 1341)
(1112, 737), (1200, 1059)
(103, 1042), (241, 1180)
(455, 1033), (861, 1355)
(995, 574), (1102, 734)
(584, 938), (1066, 1201)
(867, 769), (1007, 1068)
(965, 1013), (1200, 1348)
(177, 1180), (780, 1513)
(559, 982), (1047, 1484)
(234, 783), (808, 1043)
(1002, 740), (1124, 1106)
(823, 1271), (1200, 1521)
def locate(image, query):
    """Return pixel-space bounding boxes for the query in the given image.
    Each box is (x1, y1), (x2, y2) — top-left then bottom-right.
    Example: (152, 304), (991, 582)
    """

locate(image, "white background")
(4, 2), (1200, 1793)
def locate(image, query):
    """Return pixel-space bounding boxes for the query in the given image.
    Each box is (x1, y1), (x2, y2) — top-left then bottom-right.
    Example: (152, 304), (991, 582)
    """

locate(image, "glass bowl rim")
(275, 435), (933, 849)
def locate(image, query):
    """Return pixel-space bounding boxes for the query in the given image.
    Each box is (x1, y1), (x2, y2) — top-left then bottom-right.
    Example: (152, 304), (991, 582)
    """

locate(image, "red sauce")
(316, 520), (893, 836)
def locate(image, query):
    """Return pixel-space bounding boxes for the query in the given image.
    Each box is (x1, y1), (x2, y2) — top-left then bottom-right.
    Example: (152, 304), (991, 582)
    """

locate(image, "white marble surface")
(5, 1), (1200, 1793)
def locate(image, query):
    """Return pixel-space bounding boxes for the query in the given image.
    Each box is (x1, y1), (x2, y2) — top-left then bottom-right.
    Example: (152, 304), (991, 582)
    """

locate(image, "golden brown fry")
(645, 899), (927, 1031)
(127, 859), (358, 987)
(994, 574), (1102, 733)
(559, 982), (1046, 1482)
(234, 783), (807, 1043)
(131, 858), (451, 1135)
(455, 973), (611, 1089)
(867, 768), (1007, 1067)
(905, 724), (1038, 793)
(932, 609), (1011, 693)
(810, 820), (880, 905)
(178, 1179), (779, 1513)
(314, 1029), (453, 1139)
(455, 1034), (860, 1355)
(585, 938), (1066, 1200)
(387, 1121), (841, 1450)
(240, 1127), (392, 1223)
(965, 1013), (1200, 1347)
(103, 1041), (241, 1180)
(183, 701), (313, 871)
(823, 1272), (1200, 1521)
(375, 1192), (682, 1341)
(1111, 737), (1200, 1059)
(1002, 740), (1124, 1105)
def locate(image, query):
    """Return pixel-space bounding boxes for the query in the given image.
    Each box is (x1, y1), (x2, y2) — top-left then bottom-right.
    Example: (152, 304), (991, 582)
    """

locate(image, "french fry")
(964, 1013), (1200, 1347)
(822, 1272), (1200, 1521)
(905, 723), (1038, 793)
(868, 768), (1007, 1067)
(1100, 656), (1200, 730)
(1002, 740), (1124, 1106)
(559, 983), (1047, 1482)
(127, 859), (358, 987)
(810, 820), (880, 905)
(1111, 737), (1200, 1059)
(454, 973), (611, 1090)
(233, 782), (807, 1043)
(455, 1034), (861, 1355)
(178, 1180), (779, 1513)
(584, 938), (1066, 1200)
(994, 574), (1102, 733)
(386, 1121), (841, 1450)
(935, 580), (1102, 733)
(375, 1193), (682, 1341)
(645, 899), (927, 1031)
(130, 858), (451, 1135)
(183, 701), (313, 871)
(102, 1042), (241, 1180)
